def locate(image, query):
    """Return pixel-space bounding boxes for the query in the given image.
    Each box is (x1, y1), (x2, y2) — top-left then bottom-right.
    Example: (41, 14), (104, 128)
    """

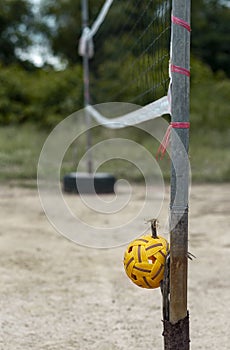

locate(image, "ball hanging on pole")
(123, 221), (169, 289)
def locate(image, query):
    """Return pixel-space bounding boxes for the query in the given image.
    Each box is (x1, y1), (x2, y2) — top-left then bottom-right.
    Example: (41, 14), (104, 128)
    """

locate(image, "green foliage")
(189, 129), (230, 182)
(0, 0), (230, 184)
(38, 0), (230, 78)
(0, 0), (36, 67)
(90, 50), (169, 105)
(1, 121), (230, 183)
(0, 123), (47, 181)
(0, 64), (83, 127)
(192, 0), (230, 77)
(1, 0), (229, 76)
(0, 56), (229, 131)
(190, 57), (230, 131)
(39, 0), (82, 65)
(90, 0), (171, 105)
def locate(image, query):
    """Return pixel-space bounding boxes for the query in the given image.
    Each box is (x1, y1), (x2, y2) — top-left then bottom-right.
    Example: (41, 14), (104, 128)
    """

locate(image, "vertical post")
(163, 0), (191, 349)
(81, 0), (93, 173)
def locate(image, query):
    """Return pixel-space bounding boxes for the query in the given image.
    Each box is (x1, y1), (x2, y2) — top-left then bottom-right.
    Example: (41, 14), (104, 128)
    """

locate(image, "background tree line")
(0, 0), (229, 129)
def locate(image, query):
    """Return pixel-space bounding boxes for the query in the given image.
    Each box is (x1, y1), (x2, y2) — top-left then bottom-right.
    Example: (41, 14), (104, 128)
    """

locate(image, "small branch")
(147, 218), (158, 238)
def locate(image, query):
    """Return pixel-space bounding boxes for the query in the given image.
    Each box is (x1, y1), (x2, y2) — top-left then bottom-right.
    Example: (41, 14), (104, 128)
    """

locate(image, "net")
(79, 0), (172, 127)
(87, 0), (171, 107)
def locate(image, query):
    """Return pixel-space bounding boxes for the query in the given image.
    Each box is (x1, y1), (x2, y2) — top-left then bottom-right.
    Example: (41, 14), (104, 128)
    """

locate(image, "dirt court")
(0, 183), (229, 350)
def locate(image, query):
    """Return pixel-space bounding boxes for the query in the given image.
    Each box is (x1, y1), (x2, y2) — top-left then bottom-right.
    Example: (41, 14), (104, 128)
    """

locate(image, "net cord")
(86, 96), (170, 129)
(79, 0), (114, 57)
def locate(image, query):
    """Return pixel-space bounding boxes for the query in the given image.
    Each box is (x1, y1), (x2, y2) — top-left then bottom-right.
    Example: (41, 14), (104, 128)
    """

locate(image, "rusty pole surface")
(163, 0), (191, 348)
(162, 0), (191, 350)
(170, 0), (191, 324)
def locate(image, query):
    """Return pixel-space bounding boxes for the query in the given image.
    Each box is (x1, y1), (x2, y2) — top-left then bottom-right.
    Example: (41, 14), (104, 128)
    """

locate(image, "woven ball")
(124, 234), (169, 289)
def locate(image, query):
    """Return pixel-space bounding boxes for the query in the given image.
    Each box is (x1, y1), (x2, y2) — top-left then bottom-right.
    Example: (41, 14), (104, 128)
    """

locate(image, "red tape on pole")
(156, 13), (191, 160)
(171, 15), (191, 32)
(171, 64), (190, 77)
(170, 15), (191, 78)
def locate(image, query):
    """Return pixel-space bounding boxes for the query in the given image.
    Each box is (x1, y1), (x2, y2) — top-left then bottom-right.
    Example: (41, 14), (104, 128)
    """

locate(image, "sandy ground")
(0, 183), (229, 350)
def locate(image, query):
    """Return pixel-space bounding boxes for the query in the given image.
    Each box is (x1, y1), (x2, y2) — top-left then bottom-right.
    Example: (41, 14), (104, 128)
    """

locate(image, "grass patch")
(0, 123), (229, 185)
(189, 128), (230, 182)
(0, 124), (47, 183)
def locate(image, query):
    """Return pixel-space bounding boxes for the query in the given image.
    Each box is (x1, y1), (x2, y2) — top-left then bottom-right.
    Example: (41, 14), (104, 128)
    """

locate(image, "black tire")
(63, 172), (116, 194)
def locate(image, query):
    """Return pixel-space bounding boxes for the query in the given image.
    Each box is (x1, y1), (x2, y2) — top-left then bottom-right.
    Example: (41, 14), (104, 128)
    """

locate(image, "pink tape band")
(172, 15), (191, 32)
(171, 122), (190, 129)
(171, 64), (190, 77)
(156, 122), (190, 159)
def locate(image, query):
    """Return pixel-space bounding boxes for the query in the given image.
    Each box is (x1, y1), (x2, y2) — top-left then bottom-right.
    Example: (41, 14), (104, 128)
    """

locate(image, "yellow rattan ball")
(124, 234), (169, 289)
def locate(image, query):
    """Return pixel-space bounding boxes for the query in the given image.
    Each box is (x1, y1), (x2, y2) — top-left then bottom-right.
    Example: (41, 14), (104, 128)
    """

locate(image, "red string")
(172, 15), (191, 32)
(156, 125), (172, 160)
(171, 64), (190, 77)
(156, 122), (190, 160)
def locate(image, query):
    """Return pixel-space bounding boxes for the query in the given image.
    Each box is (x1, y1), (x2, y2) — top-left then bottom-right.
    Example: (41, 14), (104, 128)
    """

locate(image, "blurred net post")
(81, 0), (93, 174)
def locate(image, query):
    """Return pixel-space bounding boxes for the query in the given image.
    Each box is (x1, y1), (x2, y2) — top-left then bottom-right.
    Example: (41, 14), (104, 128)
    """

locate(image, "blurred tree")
(39, 0), (169, 66)
(0, 0), (36, 68)
(0, 0), (229, 129)
(39, 0), (82, 65)
(192, 0), (230, 76)
(0, 63), (83, 126)
(39, 0), (230, 76)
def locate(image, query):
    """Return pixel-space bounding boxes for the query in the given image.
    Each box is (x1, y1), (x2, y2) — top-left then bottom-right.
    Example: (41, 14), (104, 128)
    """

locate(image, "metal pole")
(81, 0), (93, 173)
(163, 0), (191, 348)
